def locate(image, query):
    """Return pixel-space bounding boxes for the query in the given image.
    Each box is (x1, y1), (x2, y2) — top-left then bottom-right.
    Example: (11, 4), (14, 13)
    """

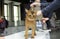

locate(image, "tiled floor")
(0, 26), (60, 39)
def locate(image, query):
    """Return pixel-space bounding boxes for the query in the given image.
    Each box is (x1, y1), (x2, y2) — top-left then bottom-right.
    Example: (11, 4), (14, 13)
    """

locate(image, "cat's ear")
(25, 9), (28, 13)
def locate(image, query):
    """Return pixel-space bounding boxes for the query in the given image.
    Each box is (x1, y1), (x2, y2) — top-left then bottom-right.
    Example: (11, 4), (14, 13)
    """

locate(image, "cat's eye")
(29, 15), (31, 16)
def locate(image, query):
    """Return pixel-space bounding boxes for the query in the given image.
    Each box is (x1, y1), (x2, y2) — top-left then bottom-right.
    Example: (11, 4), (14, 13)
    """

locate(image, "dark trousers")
(46, 20), (51, 29)
(0, 28), (5, 34)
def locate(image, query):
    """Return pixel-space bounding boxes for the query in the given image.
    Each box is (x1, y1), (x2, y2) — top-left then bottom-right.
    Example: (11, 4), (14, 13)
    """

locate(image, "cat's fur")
(25, 9), (36, 39)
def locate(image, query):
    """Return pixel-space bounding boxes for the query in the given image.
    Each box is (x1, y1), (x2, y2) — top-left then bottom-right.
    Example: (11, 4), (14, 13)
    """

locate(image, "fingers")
(30, 3), (36, 7)
(42, 20), (46, 23)
(30, 2), (40, 7)
(42, 18), (49, 21)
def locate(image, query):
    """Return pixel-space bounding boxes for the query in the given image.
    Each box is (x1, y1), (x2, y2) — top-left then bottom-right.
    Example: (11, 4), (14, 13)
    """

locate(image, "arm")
(41, 3), (50, 7)
(42, 0), (60, 15)
(37, 0), (60, 18)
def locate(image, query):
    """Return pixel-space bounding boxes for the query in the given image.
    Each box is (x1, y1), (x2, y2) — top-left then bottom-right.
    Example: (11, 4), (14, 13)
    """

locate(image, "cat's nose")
(31, 12), (34, 14)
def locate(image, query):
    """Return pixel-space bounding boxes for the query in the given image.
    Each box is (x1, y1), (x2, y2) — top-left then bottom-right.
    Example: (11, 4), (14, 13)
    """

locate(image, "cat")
(25, 8), (37, 39)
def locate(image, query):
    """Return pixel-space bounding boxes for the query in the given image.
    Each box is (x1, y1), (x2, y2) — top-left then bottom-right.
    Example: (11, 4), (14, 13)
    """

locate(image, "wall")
(0, 0), (4, 16)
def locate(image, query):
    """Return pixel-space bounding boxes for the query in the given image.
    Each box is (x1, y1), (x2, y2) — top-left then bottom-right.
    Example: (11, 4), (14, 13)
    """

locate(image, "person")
(0, 16), (8, 36)
(30, 0), (50, 29)
(0, 17), (3, 23)
(50, 12), (56, 28)
(30, 0), (60, 29)
(0, 17), (5, 35)
(30, 0), (60, 20)
(3, 16), (8, 28)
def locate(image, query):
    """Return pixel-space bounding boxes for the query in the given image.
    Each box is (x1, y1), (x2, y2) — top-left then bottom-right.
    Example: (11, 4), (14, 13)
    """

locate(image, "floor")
(50, 29), (60, 39)
(5, 30), (50, 39)
(0, 26), (60, 39)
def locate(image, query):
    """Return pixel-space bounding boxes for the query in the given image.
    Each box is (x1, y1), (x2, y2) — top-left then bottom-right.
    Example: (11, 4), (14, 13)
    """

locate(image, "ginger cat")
(25, 9), (36, 39)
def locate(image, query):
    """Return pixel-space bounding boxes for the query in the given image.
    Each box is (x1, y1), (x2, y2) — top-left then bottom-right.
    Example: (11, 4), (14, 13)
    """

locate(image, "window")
(13, 6), (19, 26)
(4, 4), (8, 20)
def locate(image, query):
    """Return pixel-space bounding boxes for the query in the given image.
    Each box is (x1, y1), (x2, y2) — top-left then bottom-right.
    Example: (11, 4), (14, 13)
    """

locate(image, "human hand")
(42, 18), (49, 23)
(30, 3), (36, 7)
(37, 10), (42, 16)
(30, 2), (40, 7)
